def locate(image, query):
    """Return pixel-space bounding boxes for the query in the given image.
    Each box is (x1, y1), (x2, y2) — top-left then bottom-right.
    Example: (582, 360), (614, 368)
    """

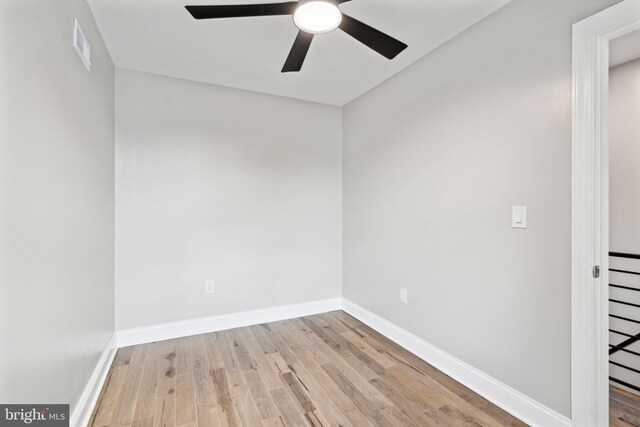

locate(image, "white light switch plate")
(512, 206), (527, 229)
(400, 288), (408, 304)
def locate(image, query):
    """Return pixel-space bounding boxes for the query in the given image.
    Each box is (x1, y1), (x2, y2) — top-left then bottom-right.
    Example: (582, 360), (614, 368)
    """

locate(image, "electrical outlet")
(400, 288), (408, 304)
(205, 280), (215, 294)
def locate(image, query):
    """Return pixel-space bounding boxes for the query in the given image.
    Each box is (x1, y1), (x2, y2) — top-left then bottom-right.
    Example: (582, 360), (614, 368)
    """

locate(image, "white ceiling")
(88, 0), (511, 106)
(610, 29), (640, 68)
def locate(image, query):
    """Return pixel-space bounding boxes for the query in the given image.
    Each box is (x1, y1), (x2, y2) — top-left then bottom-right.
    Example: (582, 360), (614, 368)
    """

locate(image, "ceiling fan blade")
(336, 0), (353, 3)
(185, 3), (297, 19)
(339, 14), (407, 60)
(282, 31), (314, 72)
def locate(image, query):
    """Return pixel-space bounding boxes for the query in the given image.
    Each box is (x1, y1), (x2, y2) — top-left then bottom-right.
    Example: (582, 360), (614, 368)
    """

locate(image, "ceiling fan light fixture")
(293, 1), (342, 34)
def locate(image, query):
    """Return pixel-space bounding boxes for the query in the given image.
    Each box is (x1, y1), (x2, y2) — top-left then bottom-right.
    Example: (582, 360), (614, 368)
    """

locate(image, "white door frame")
(572, 1), (640, 425)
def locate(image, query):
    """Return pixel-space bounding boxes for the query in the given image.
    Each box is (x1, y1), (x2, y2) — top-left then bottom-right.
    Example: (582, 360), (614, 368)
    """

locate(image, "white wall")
(342, 0), (620, 417)
(115, 69), (342, 331)
(0, 0), (115, 411)
(608, 57), (640, 394)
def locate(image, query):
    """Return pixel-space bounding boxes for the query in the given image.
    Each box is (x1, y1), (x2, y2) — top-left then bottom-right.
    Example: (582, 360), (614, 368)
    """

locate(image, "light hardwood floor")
(611, 386), (640, 427)
(89, 311), (527, 427)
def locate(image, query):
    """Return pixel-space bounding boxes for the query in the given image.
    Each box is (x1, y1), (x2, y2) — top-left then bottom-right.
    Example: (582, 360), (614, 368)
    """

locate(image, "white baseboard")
(91, 298), (569, 427)
(117, 298), (343, 347)
(70, 333), (118, 427)
(341, 299), (571, 427)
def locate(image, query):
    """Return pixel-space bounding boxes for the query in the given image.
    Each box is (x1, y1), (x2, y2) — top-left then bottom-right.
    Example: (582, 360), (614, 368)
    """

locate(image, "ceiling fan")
(185, 0), (408, 73)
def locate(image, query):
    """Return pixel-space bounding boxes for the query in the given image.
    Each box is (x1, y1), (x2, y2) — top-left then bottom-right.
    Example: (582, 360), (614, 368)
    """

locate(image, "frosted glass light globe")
(294, 1), (342, 34)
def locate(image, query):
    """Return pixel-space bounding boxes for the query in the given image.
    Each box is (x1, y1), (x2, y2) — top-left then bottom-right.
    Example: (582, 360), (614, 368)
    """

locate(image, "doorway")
(572, 1), (640, 425)
(608, 28), (640, 426)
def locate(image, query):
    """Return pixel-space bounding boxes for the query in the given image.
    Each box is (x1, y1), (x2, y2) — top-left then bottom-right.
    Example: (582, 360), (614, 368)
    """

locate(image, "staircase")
(610, 252), (640, 394)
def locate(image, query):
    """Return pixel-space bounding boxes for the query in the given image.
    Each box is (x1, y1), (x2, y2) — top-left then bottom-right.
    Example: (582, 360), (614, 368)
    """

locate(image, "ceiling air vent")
(73, 19), (91, 71)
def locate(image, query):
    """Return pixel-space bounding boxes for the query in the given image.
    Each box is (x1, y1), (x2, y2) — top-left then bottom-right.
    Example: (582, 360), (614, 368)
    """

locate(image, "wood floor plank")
(91, 365), (128, 427)
(332, 313), (374, 342)
(269, 388), (307, 426)
(110, 344), (148, 427)
(260, 322), (309, 376)
(620, 413), (640, 427)
(370, 375), (446, 427)
(289, 348), (320, 371)
(232, 384), (263, 427)
(302, 317), (380, 382)
(612, 386), (640, 410)
(343, 409), (374, 427)
(91, 312), (531, 427)
(226, 329), (255, 371)
(243, 369), (279, 420)
(133, 347), (160, 420)
(318, 312), (349, 334)
(280, 371), (316, 413)
(611, 386), (640, 427)
(131, 416), (154, 427)
(261, 416), (285, 427)
(439, 404), (485, 427)
(214, 331), (247, 388)
(279, 319), (317, 351)
(157, 341), (178, 396)
(265, 352), (291, 376)
(287, 365), (325, 399)
(341, 330), (396, 369)
(203, 332), (226, 371)
(240, 329), (283, 391)
(249, 324), (278, 354)
(312, 393), (353, 427)
(288, 318), (332, 366)
(382, 366), (449, 411)
(191, 334), (217, 401)
(196, 394), (221, 427)
(210, 367), (241, 427)
(306, 366), (357, 413)
(176, 374), (196, 426)
(305, 333), (391, 407)
(387, 362), (504, 427)
(193, 357), (214, 398)
(192, 335), (208, 362)
(303, 410), (322, 426)
(113, 346), (135, 367)
(265, 322), (340, 422)
(268, 321), (307, 352)
(379, 407), (425, 427)
(321, 363), (395, 427)
(176, 337), (193, 376)
(153, 392), (176, 427)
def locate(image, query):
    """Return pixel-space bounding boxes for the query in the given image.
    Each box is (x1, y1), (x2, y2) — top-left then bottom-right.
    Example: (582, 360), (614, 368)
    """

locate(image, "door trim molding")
(572, 1), (640, 425)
